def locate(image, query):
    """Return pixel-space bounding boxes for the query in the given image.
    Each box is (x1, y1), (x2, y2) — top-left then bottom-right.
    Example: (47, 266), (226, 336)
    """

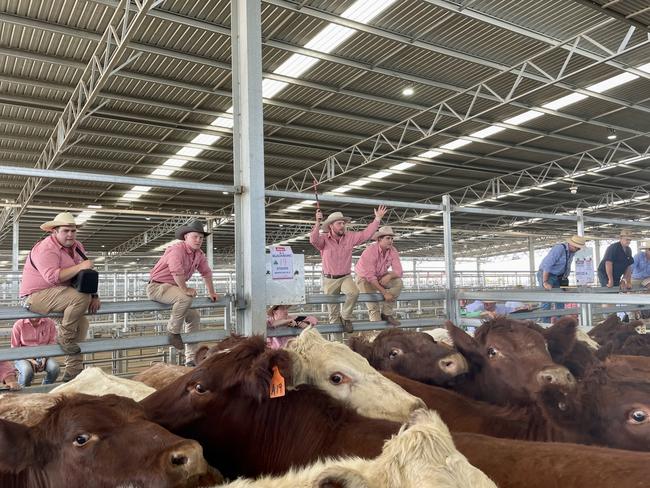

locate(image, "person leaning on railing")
(146, 220), (219, 367)
(598, 229), (635, 290)
(18, 212), (100, 382)
(631, 240), (650, 290)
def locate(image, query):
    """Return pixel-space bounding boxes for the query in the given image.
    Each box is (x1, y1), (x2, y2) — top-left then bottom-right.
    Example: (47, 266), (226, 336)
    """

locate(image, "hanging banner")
(269, 245), (294, 280)
(574, 246), (594, 286)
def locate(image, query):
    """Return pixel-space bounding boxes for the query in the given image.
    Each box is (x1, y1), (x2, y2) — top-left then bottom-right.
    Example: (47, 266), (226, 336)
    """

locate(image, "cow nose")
(438, 353), (468, 377)
(165, 440), (219, 482)
(536, 366), (576, 388)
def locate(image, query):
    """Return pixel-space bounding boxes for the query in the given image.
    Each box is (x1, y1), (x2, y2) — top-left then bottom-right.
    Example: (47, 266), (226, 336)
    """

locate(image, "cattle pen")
(2, 1), (650, 486)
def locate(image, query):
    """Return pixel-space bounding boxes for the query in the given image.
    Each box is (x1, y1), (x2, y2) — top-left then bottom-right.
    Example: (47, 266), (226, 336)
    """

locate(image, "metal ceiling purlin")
(105, 215), (195, 257)
(0, 0), (164, 236)
(260, 18), (650, 198)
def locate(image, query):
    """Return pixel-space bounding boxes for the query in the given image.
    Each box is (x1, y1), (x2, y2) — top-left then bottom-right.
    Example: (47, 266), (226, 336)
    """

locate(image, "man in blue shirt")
(631, 240), (650, 289)
(597, 230), (635, 289)
(537, 235), (586, 319)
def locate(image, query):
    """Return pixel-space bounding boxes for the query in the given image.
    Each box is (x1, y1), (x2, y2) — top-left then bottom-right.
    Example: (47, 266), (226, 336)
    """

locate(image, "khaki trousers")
(26, 286), (90, 377)
(356, 277), (403, 321)
(147, 282), (200, 362)
(322, 275), (359, 323)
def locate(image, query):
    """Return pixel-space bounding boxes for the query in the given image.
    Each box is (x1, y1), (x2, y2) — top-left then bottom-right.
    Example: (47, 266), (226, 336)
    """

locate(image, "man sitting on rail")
(355, 226), (403, 326)
(147, 221), (219, 367)
(11, 317), (60, 387)
(19, 212), (100, 382)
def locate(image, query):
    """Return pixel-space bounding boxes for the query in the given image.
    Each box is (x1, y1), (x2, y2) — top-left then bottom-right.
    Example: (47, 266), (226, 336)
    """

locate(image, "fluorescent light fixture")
(418, 150), (442, 159)
(163, 158), (187, 168)
(342, 0), (397, 23)
(440, 138), (472, 150)
(503, 110), (544, 126)
(402, 87), (414, 96)
(542, 93), (588, 111)
(587, 73), (638, 93)
(262, 79), (289, 99)
(369, 170), (392, 179)
(151, 168), (175, 176)
(273, 54), (319, 78)
(192, 133), (221, 145)
(390, 162), (415, 171)
(469, 125), (506, 139)
(87, 204), (102, 209)
(177, 147), (202, 157)
(304, 24), (355, 54)
(349, 178), (372, 187)
(619, 154), (650, 165)
(211, 117), (233, 129)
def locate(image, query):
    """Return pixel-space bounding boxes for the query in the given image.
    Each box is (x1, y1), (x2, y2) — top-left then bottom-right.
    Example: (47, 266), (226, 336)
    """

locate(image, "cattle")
(0, 393), (221, 488)
(0, 392), (61, 427)
(598, 330), (650, 357)
(348, 328), (468, 387)
(133, 363), (192, 390)
(51, 366), (156, 400)
(214, 409), (496, 488)
(539, 355), (650, 451)
(588, 314), (640, 346)
(137, 328), (424, 423)
(446, 317), (576, 406)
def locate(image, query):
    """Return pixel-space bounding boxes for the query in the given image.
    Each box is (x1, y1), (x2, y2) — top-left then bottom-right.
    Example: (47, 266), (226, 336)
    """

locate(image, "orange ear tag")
(270, 366), (286, 399)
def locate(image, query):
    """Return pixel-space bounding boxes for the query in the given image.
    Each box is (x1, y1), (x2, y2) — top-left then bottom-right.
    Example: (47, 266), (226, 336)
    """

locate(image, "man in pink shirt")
(147, 221), (219, 367)
(11, 317), (60, 386)
(20, 212), (101, 382)
(310, 206), (387, 332)
(355, 226), (403, 326)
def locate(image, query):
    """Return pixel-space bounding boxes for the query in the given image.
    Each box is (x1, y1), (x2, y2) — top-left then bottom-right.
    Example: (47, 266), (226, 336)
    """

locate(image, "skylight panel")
(542, 93), (588, 111)
(132, 186), (151, 193)
(273, 54), (320, 79)
(638, 63), (650, 73)
(331, 186), (353, 193)
(211, 117), (233, 128)
(586, 73), (638, 93)
(192, 133), (221, 145)
(177, 147), (202, 157)
(418, 150), (442, 159)
(120, 192), (143, 201)
(503, 110), (544, 126)
(469, 125), (506, 139)
(304, 24), (355, 54)
(349, 178), (372, 187)
(390, 162), (415, 171)
(151, 168), (175, 176)
(262, 79), (289, 99)
(439, 139), (472, 150)
(342, 0), (398, 23)
(369, 170), (391, 179)
(163, 158), (187, 168)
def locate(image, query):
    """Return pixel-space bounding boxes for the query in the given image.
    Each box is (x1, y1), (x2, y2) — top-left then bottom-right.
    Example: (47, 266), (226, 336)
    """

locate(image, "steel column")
(206, 218), (214, 269)
(11, 211), (19, 272)
(576, 209), (585, 236)
(232, 0), (267, 336)
(528, 236), (536, 287)
(442, 195), (459, 324)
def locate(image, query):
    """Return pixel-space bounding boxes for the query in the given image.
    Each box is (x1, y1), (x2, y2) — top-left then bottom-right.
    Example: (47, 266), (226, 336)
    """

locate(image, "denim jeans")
(15, 358), (60, 387)
(537, 272), (565, 322)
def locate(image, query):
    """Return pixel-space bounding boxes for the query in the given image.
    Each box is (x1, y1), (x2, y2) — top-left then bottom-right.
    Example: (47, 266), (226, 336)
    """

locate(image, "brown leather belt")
(323, 273), (350, 279)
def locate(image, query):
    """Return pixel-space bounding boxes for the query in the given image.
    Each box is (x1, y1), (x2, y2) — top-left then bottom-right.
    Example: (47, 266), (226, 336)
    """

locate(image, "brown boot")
(57, 340), (81, 355)
(340, 317), (354, 333)
(168, 333), (184, 350)
(381, 314), (401, 326)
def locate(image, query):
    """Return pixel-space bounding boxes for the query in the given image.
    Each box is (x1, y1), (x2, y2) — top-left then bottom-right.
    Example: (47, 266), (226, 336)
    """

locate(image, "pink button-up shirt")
(355, 243), (403, 283)
(11, 318), (58, 348)
(0, 361), (16, 383)
(150, 242), (212, 284)
(20, 235), (87, 297)
(310, 220), (380, 276)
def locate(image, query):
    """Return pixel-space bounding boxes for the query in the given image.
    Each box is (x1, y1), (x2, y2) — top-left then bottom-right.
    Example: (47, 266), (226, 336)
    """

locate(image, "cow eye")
(73, 434), (91, 447)
(194, 383), (207, 394)
(487, 347), (499, 358)
(329, 373), (349, 385)
(629, 410), (649, 423)
(388, 348), (403, 360)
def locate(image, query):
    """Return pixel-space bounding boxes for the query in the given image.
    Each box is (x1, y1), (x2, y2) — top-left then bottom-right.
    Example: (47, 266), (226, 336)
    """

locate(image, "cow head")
(446, 317), (576, 405)
(0, 394), (221, 488)
(588, 314), (640, 346)
(541, 356), (650, 451)
(348, 328), (468, 387)
(287, 327), (425, 422)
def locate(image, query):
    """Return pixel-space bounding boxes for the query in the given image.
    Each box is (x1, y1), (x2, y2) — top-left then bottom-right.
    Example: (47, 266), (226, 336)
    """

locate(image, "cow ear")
(543, 317), (578, 360)
(243, 349), (294, 402)
(347, 335), (373, 360)
(0, 419), (37, 473)
(315, 467), (369, 488)
(446, 321), (484, 366)
(194, 345), (210, 365)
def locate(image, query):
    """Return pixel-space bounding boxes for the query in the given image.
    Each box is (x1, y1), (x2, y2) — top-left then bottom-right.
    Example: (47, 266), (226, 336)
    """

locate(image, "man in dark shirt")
(597, 229), (635, 289)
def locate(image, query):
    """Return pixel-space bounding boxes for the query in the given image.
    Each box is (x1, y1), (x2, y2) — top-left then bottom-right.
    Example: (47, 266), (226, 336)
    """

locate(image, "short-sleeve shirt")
(149, 242), (212, 284)
(598, 242), (634, 284)
(632, 251), (650, 280)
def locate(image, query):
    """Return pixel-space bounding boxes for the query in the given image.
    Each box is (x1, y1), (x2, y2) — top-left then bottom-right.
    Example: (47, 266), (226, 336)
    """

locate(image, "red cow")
(0, 393), (221, 488)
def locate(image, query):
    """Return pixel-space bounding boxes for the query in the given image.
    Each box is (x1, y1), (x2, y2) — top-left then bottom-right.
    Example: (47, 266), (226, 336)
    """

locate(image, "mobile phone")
(294, 315), (307, 322)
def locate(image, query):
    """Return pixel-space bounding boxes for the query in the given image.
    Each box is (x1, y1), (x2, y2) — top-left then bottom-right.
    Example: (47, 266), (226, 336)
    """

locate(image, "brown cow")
(141, 336), (650, 486)
(447, 317), (576, 406)
(588, 314), (640, 345)
(347, 328), (468, 386)
(0, 393), (221, 488)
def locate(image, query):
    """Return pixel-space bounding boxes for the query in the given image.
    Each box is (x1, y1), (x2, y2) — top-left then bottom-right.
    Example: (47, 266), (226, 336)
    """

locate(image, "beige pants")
(356, 277), (403, 321)
(323, 275), (359, 323)
(147, 282), (200, 362)
(26, 286), (90, 377)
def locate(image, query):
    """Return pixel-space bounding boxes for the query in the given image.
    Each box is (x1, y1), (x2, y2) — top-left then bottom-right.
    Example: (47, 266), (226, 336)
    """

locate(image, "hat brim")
(374, 232), (397, 240)
(321, 217), (351, 230)
(175, 227), (211, 240)
(567, 241), (585, 249)
(40, 221), (82, 232)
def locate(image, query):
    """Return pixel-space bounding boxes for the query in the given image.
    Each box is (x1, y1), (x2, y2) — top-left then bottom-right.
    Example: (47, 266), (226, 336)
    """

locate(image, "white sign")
(270, 246), (294, 280)
(574, 247), (594, 286)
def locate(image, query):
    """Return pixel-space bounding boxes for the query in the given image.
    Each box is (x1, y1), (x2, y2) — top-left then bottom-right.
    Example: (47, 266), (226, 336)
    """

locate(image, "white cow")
(212, 409), (497, 488)
(51, 367), (156, 400)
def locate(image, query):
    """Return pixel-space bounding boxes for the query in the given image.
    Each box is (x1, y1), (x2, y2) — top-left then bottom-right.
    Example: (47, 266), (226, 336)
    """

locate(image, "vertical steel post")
(442, 195), (459, 324)
(206, 218), (214, 270)
(232, 0), (267, 336)
(528, 236), (536, 287)
(576, 209), (585, 236)
(576, 209), (589, 325)
(11, 210), (19, 298)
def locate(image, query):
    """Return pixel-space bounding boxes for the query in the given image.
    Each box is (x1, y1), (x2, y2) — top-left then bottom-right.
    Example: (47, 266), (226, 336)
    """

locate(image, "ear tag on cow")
(270, 366), (286, 399)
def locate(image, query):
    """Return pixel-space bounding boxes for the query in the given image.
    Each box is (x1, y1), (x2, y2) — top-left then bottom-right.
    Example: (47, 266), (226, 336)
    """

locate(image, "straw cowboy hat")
(321, 211), (351, 231)
(619, 229), (636, 239)
(40, 212), (82, 232)
(566, 235), (586, 249)
(267, 304), (292, 314)
(175, 220), (210, 240)
(372, 225), (398, 240)
(638, 240), (650, 250)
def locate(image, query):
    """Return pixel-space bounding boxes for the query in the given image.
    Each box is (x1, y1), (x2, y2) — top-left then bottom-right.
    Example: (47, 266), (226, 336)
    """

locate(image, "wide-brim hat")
(267, 304), (292, 315)
(40, 212), (82, 232)
(175, 220), (210, 240)
(372, 225), (398, 240)
(321, 211), (351, 231)
(638, 240), (650, 250)
(620, 229), (636, 239)
(566, 235), (586, 249)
